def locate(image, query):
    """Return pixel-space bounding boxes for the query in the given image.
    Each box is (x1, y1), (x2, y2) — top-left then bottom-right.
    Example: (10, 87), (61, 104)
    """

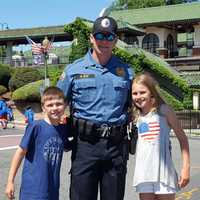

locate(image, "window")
(142, 33), (159, 54)
(167, 34), (174, 57)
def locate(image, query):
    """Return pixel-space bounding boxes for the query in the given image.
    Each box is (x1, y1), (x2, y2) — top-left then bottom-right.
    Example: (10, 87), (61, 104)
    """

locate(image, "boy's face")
(42, 97), (66, 124)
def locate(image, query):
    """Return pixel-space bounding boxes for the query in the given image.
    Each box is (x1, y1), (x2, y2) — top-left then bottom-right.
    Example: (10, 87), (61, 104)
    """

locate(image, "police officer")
(57, 16), (134, 200)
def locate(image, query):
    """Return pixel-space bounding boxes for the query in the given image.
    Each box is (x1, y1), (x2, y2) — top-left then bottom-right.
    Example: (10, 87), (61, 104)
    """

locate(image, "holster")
(127, 122), (138, 155)
(72, 117), (127, 144)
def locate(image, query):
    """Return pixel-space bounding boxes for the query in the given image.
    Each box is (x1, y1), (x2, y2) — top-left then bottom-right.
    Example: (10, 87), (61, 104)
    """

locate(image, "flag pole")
(42, 36), (50, 88)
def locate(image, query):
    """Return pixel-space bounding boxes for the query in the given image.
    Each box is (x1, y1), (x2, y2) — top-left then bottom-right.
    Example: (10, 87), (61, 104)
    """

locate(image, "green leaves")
(64, 18), (91, 63)
(8, 67), (43, 92)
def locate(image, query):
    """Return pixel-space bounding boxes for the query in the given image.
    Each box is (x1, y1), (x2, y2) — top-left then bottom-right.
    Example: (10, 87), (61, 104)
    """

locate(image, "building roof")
(110, 2), (200, 26)
(116, 20), (145, 35)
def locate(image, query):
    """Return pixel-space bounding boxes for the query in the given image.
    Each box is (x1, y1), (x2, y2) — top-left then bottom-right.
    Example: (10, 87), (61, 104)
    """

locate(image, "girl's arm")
(163, 104), (190, 188)
(5, 146), (27, 199)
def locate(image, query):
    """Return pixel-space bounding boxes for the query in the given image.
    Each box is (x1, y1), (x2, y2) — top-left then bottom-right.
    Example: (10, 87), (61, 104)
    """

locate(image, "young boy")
(5, 86), (70, 200)
(24, 106), (34, 124)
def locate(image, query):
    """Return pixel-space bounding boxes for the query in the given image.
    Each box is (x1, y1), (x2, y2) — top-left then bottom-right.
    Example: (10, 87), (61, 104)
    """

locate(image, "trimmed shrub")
(12, 80), (43, 102)
(0, 64), (11, 87)
(0, 85), (7, 95)
(64, 18), (91, 63)
(160, 88), (184, 110)
(9, 67), (43, 92)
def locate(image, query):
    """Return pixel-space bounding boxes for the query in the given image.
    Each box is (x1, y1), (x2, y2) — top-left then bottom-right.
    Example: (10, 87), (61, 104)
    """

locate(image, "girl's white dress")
(133, 107), (179, 191)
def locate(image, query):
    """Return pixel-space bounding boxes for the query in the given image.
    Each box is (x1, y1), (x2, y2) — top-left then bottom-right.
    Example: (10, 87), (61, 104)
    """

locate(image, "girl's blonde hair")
(132, 72), (165, 120)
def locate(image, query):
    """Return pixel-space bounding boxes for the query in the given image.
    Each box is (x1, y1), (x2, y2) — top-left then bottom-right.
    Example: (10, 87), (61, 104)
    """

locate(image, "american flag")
(138, 121), (160, 140)
(25, 35), (53, 55)
(25, 35), (43, 55)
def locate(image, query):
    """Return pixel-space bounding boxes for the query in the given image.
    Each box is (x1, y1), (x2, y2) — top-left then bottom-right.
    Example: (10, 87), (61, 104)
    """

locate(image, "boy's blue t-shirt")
(19, 119), (69, 200)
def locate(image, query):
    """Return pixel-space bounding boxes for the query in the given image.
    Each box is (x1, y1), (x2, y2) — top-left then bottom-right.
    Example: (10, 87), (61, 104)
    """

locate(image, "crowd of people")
(5, 16), (190, 200)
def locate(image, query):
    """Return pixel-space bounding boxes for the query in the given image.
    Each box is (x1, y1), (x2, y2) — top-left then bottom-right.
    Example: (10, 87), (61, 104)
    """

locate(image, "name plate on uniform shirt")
(74, 74), (95, 80)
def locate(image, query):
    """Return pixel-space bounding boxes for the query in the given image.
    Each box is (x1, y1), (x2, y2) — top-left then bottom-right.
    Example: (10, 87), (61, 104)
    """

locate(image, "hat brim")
(92, 30), (117, 36)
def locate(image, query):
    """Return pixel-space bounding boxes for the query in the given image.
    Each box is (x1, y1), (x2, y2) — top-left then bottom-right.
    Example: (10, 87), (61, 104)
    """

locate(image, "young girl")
(132, 73), (190, 200)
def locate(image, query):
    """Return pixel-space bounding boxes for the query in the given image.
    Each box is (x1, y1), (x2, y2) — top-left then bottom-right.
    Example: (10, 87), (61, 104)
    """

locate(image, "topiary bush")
(9, 67), (43, 92)
(0, 85), (7, 95)
(64, 18), (91, 63)
(0, 64), (11, 88)
(159, 88), (184, 110)
(12, 80), (43, 102)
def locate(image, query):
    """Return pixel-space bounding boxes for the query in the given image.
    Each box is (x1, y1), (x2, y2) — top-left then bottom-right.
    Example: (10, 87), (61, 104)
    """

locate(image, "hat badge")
(101, 18), (110, 28)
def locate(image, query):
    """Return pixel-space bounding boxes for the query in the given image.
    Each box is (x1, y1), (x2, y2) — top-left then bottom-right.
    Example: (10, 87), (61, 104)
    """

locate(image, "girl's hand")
(5, 182), (15, 199)
(178, 168), (190, 188)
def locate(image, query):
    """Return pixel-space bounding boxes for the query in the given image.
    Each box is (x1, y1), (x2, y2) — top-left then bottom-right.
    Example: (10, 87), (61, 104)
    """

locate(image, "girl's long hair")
(132, 72), (166, 121)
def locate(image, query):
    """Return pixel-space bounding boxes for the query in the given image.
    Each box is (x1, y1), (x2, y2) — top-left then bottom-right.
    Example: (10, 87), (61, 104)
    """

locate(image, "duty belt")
(72, 117), (127, 139)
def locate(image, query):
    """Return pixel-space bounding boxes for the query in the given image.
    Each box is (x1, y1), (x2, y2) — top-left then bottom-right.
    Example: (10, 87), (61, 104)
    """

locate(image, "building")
(110, 2), (200, 109)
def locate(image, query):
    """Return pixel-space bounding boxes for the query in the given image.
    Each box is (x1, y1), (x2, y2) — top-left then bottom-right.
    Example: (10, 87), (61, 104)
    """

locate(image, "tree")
(110, 0), (186, 10)
(165, 0), (183, 5)
(64, 18), (91, 63)
(0, 46), (6, 58)
(111, 0), (165, 9)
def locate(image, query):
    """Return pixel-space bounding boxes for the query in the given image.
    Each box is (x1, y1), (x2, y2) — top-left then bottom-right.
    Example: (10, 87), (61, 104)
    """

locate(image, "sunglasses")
(93, 33), (116, 42)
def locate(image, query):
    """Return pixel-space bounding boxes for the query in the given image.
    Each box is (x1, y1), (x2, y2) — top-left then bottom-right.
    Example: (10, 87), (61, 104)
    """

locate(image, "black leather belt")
(72, 117), (127, 139)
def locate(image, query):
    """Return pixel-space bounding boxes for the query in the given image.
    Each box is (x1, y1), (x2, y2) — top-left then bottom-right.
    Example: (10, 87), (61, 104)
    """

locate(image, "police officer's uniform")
(57, 17), (134, 200)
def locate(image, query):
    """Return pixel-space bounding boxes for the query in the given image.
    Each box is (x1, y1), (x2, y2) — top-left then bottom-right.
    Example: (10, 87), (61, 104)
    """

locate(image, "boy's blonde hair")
(41, 86), (65, 106)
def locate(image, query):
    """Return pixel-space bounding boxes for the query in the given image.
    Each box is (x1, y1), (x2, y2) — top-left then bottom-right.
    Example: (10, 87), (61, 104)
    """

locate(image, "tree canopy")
(110, 0), (186, 10)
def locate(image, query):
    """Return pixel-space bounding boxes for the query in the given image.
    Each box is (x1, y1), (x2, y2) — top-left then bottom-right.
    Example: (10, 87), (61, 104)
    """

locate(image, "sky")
(0, 0), (114, 29)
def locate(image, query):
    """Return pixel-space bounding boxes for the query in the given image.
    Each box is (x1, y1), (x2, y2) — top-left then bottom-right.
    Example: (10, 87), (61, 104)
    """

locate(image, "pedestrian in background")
(57, 16), (133, 200)
(5, 86), (71, 200)
(0, 98), (8, 129)
(131, 73), (190, 200)
(6, 105), (15, 128)
(24, 106), (34, 124)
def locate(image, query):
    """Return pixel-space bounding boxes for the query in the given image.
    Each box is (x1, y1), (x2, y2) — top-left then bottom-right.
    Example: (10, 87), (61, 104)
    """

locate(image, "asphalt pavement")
(0, 127), (200, 200)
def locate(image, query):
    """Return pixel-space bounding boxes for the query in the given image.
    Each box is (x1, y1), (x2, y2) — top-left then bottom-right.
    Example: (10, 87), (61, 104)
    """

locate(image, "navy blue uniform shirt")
(57, 49), (134, 126)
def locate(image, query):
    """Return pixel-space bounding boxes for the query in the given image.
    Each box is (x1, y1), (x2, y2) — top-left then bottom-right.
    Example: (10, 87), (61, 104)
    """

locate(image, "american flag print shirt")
(138, 120), (160, 141)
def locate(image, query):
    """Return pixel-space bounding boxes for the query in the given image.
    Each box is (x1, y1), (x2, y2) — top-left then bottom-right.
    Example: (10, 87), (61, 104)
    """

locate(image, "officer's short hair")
(41, 86), (65, 106)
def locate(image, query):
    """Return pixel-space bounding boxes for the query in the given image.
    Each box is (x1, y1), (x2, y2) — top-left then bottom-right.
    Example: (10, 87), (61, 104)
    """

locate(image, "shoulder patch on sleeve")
(59, 72), (66, 81)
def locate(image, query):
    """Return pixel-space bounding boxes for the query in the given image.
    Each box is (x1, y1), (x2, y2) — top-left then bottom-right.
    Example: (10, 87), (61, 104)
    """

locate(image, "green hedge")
(0, 64), (11, 88)
(0, 85), (7, 95)
(64, 18), (91, 63)
(159, 88), (184, 110)
(12, 80), (43, 102)
(9, 67), (43, 91)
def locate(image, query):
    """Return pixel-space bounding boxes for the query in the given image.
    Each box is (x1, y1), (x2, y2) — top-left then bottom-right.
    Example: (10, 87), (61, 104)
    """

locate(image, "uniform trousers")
(70, 137), (128, 200)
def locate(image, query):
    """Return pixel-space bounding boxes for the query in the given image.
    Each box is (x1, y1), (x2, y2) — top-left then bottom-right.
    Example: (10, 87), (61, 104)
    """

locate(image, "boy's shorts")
(136, 182), (177, 194)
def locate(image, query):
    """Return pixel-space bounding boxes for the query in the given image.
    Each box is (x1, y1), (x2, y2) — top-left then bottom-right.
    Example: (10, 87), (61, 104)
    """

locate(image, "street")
(0, 127), (200, 200)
